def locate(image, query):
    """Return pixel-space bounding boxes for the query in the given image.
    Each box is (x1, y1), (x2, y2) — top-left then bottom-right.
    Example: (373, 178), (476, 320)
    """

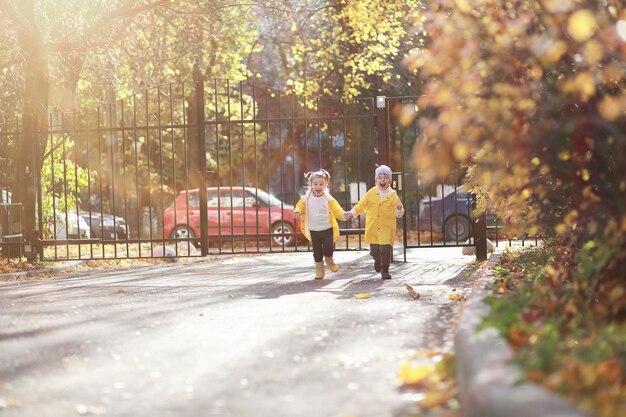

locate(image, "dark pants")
(311, 228), (334, 262)
(370, 244), (392, 272)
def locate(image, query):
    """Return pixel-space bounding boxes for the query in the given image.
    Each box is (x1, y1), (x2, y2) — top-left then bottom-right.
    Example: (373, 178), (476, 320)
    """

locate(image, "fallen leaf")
(355, 293), (370, 299)
(416, 389), (454, 409)
(116, 288), (125, 294)
(0, 396), (23, 408)
(597, 359), (622, 383)
(398, 362), (435, 387)
(508, 325), (530, 348)
(404, 282), (420, 299)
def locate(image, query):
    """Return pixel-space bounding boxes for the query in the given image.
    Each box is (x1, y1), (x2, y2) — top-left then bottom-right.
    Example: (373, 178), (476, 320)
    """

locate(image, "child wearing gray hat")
(345, 165), (404, 279)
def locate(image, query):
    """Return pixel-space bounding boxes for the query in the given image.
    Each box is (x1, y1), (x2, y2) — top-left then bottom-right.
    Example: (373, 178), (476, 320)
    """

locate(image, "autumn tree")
(0, 0), (267, 253)
(408, 0), (626, 318)
(287, 0), (425, 102)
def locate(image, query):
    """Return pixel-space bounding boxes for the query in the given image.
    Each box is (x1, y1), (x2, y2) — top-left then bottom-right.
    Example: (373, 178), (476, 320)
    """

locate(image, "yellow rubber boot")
(325, 257), (338, 273)
(314, 263), (325, 279)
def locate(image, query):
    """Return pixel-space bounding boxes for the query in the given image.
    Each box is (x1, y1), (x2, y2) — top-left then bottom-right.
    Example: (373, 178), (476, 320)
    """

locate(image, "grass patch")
(480, 245), (626, 417)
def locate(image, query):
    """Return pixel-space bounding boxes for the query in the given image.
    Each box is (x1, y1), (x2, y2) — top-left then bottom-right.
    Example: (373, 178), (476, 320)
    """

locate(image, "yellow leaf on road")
(416, 389), (454, 409)
(355, 293), (370, 299)
(398, 362), (434, 387)
(404, 282), (420, 300)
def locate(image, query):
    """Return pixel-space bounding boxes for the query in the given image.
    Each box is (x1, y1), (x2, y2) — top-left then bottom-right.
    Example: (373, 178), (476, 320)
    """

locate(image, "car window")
(183, 190), (263, 208)
(186, 193), (199, 208)
(251, 188), (282, 206)
(206, 191), (220, 207)
(221, 190), (245, 208)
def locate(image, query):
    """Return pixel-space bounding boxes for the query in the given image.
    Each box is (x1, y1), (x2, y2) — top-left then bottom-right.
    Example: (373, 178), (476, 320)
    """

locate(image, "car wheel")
(444, 215), (471, 242)
(171, 226), (195, 239)
(270, 222), (295, 246)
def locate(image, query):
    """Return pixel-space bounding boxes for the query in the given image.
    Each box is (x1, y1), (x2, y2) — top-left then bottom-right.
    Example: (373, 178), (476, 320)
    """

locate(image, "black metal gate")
(1, 81), (499, 261)
(376, 96), (485, 261)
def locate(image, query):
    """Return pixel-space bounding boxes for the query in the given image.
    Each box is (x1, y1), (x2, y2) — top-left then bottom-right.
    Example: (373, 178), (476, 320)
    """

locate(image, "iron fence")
(1, 80), (540, 261)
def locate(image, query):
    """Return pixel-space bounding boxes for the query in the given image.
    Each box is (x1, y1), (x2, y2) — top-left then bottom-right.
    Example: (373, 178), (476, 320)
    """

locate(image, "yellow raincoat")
(352, 186), (403, 245)
(294, 192), (346, 242)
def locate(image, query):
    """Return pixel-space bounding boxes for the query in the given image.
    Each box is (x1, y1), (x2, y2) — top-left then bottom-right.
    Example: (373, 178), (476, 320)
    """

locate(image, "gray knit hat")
(375, 164), (392, 179)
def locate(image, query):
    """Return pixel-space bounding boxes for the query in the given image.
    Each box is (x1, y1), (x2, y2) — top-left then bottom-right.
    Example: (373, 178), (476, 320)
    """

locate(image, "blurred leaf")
(404, 282), (420, 299)
(567, 10), (597, 42)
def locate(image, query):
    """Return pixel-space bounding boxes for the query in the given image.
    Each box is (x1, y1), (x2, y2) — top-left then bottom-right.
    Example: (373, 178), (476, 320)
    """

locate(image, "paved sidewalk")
(1, 247), (476, 417)
(2, 247), (592, 417)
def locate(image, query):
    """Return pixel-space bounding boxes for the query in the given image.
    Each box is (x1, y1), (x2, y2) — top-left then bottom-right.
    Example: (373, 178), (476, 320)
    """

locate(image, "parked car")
(52, 211), (92, 240)
(163, 187), (299, 246)
(418, 191), (499, 241)
(0, 189), (18, 239)
(79, 211), (129, 240)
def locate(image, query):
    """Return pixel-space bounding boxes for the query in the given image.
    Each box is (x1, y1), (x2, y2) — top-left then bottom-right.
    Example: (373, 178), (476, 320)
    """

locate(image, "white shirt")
(377, 185), (393, 200)
(306, 194), (331, 231)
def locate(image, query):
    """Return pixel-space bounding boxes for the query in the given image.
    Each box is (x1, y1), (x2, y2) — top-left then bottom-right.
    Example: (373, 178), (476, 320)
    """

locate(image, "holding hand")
(293, 211), (301, 220)
(395, 204), (404, 218)
(344, 212), (353, 221)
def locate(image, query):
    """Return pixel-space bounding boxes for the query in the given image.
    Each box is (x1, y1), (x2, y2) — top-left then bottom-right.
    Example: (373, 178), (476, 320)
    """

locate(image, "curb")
(0, 256), (208, 283)
(0, 260), (87, 282)
(455, 252), (592, 417)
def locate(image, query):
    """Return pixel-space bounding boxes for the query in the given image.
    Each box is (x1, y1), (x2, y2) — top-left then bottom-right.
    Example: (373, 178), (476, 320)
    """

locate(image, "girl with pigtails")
(293, 169), (348, 279)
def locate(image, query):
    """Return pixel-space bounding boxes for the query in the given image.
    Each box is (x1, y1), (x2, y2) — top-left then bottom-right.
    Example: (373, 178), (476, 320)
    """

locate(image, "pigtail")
(320, 169), (331, 182)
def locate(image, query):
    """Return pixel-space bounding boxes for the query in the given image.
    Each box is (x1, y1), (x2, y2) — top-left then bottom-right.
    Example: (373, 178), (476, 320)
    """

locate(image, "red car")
(163, 187), (298, 246)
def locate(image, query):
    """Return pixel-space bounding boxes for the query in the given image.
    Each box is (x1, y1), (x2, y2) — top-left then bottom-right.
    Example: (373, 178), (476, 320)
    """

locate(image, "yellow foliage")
(583, 40), (604, 65)
(555, 223), (568, 235)
(574, 72), (596, 101)
(542, 39), (568, 64)
(598, 96), (624, 121)
(567, 10), (597, 42)
(398, 362), (435, 387)
(455, 0), (472, 14)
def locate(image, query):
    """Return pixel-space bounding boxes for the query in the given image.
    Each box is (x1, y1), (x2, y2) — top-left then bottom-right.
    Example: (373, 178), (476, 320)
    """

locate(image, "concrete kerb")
(455, 252), (592, 417)
(0, 260), (88, 282)
(0, 257), (190, 282)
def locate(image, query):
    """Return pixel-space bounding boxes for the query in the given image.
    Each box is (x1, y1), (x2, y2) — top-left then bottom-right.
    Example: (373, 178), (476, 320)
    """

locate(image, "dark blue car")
(418, 191), (475, 241)
(418, 191), (500, 241)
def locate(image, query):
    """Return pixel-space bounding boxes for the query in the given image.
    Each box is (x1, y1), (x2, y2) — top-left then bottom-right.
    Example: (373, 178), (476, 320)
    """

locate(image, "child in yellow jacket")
(293, 169), (347, 279)
(345, 165), (404, 279)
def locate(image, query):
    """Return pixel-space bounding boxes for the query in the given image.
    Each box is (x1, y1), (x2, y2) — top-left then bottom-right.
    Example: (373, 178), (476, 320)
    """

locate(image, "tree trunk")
(12, 0), (49, 259)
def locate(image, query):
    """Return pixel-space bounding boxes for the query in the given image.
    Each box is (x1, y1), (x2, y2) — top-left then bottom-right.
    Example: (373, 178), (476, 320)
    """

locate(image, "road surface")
(0, 248), (476, 417)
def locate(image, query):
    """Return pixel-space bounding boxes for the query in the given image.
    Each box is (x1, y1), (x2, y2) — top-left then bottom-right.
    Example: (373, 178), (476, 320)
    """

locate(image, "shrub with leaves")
(407, 0), (625, 321)
(483, 246), (626, 417)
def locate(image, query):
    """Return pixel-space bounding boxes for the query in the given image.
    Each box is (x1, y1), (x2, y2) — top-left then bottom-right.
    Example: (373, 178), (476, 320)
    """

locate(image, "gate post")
(375, 96), (388, 166)
(472, 193), (488, 261)
(193, 63), (209, 256)
(16, 113), (39, 260)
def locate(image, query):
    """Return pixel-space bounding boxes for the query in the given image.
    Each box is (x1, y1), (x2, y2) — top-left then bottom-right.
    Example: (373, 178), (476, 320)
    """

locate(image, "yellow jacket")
(294, 192), (346, 242)
(352, 186), (404, 245)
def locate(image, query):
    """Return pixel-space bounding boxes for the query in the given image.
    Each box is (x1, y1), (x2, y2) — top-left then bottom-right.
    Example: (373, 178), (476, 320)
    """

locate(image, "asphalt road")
(0, 248), (477, 417)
